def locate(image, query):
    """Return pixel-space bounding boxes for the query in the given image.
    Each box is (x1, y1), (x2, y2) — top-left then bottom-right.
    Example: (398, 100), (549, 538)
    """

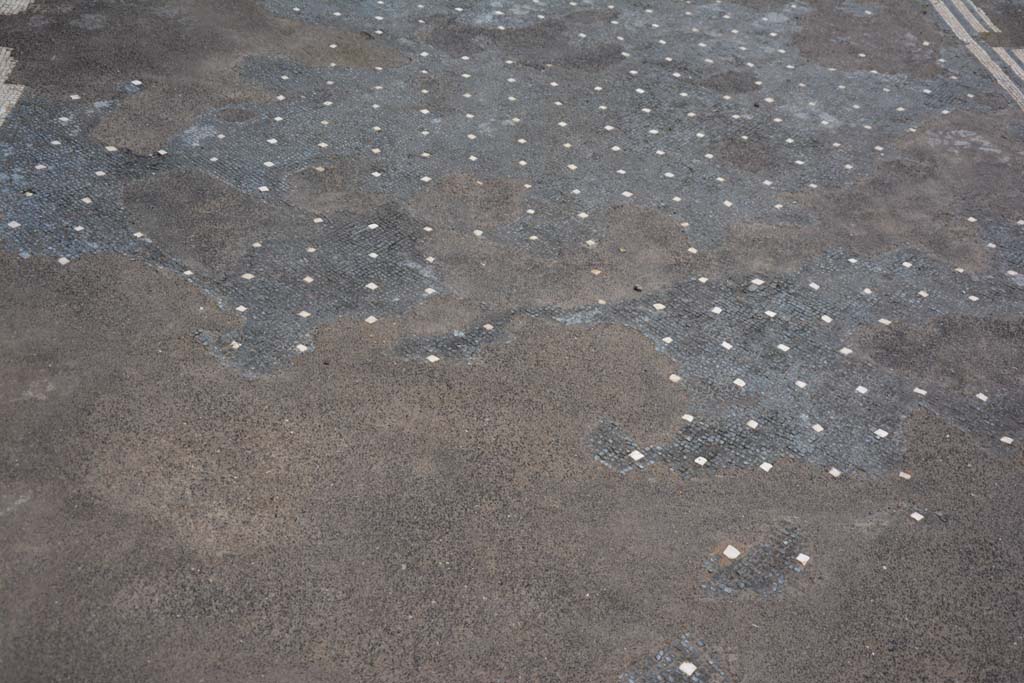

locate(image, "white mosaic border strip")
(0, 46), (23, 127)
(0, 0), (32, 127)
(0, 0), (33, 15)
(930, 0), (1024, 112)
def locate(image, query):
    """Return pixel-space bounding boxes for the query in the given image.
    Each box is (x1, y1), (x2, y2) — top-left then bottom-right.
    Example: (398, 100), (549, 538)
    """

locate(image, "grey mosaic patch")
(620, 633), (731, 683)
(702, 526), (806, 596)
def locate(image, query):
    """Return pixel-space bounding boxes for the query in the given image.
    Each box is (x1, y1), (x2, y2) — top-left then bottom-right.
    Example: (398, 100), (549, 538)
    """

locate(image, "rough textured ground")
(1, 1), (1023, 681)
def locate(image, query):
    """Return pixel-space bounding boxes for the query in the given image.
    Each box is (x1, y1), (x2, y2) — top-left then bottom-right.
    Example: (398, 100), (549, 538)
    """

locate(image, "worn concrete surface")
(1, 1), (1023, 681)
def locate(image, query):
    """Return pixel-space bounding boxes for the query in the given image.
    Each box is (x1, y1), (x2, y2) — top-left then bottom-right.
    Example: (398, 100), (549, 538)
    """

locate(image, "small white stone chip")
(694, 456), (707, 466)
(669, 374), (682, 383)
(426, 354), (440, 363)
(679, 661), (697, 677)
(759, 461), (773, 472)
(874, 428), (889, 438)
(796, 553), (810, 565)
(829, 467), (842, 478)
(723, 545), (741, 560)
(628, 450), (645, 462)
(746, 419), (759, 429)
(910, 512), (924, 522)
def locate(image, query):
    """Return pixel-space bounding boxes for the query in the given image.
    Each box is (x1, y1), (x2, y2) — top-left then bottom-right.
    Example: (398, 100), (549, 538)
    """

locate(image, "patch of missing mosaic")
(703, 526), (807, 596)
(853, 315), (1024, 436)
(125, 169), (308, 276)
(419, 204), (694, 309)
(285, 157), (392, 216)
(418, 7), (621, 71)
(407, 174), (527, 232)
(794, 111), (1024, 272)
(792, 0), (949, 79)
(620, 634), (731, 683)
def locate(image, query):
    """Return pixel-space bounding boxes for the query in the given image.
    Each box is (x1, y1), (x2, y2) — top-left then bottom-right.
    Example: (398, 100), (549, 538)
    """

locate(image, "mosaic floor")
(2, 1), (1023, 681)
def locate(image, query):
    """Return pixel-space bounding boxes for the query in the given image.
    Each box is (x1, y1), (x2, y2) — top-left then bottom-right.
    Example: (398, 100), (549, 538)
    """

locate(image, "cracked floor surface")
(1, 1), (1023, 681)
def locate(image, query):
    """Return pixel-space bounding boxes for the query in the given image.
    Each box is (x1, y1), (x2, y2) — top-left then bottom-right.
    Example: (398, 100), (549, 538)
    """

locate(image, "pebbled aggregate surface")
(1, 1), (1023, 681)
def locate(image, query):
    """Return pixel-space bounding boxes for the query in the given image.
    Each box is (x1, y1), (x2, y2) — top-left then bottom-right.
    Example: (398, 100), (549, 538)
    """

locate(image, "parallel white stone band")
(0, 0), (32, 127)
(929, 0), (1024, 112)
(0, 47), (24, 127)
(0, 0), (33, 14)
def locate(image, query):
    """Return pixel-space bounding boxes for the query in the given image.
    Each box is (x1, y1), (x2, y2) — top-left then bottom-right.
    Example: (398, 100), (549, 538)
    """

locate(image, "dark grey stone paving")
(2, 1), (1024, 681)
